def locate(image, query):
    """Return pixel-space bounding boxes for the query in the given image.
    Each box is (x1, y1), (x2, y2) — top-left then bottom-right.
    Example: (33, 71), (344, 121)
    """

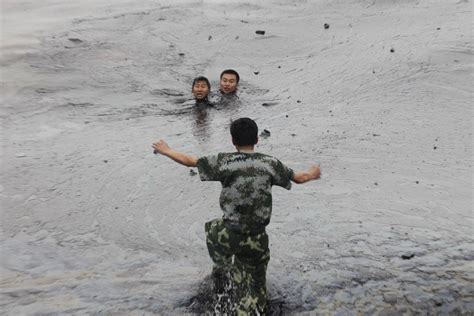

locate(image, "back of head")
(230, 117), (258, 146)
(220, 69), (240, 83)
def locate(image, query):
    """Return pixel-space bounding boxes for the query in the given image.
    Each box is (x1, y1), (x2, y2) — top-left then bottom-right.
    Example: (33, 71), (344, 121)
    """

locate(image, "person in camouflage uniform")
(152, 117), (321, 314)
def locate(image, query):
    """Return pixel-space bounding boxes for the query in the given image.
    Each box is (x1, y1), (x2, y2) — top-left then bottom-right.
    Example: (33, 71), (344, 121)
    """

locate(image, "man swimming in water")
(192, 76), (212, 106)
(209, 69), (240, 106)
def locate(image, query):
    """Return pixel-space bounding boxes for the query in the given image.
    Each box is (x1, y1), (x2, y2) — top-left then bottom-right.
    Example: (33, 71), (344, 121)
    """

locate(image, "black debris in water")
(256, 30), (266, 35)
(260, 129), (271, 138)
(208, 35), (212, 40)
(324, 23), (330, 29)
(390, 48), (395, 53)
(401, 254), (415, 260)
(178, 53), (185, 56)
(68, 38), (83, 43)
(189, 169), (197, 176)
(254, 71), (260, 75)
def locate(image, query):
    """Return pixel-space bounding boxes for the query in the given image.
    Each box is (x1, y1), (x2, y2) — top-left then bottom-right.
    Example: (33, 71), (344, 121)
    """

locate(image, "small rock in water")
(415, 181), (419, 184)
(256, 30), (266, 35)
(296, 100), (301, 103)
(254, 71), (260, 75)
(324, 23), (330, 29)
(178, 53), (185, 56)
(291, 133), (297, 137)
(189, 169), (197, 176)
(401, 253), (415, 260)
(437, 27), (441, 30)
(390, 48), (395, 53)
(433, 146), (437, 150)
(103, 160), (108, 163)
(260, 129), (271, 138)
(208, 35), (212, 40)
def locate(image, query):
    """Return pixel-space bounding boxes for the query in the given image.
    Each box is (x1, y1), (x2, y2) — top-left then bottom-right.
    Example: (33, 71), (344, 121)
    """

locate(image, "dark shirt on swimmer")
(208, 91), (240, 108)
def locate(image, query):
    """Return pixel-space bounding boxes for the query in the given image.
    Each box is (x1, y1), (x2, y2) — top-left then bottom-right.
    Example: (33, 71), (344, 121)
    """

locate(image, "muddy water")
(1, 1), (473, 315)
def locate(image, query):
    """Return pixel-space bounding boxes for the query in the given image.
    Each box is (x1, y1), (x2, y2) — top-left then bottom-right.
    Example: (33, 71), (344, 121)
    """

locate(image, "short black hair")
(230, 117), (258, 146)
(192, 76), (211, 89)
(220, 69), (240, 83)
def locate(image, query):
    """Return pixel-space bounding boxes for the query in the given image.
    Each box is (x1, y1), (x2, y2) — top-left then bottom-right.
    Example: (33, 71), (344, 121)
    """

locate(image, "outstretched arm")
(292, 165), (321, 184)
(152, 140), (198, 167)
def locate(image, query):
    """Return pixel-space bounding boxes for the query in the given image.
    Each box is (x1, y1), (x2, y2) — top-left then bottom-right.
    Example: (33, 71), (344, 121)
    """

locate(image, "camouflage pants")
(205, 218), (270, 315)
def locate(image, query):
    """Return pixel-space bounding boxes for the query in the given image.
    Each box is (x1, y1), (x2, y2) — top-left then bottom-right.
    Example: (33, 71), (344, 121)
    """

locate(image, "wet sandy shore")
(1, 0), (473, 314)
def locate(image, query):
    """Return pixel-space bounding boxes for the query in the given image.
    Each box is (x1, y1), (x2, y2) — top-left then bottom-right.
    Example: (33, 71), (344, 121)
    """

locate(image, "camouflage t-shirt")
(197, 152), (294, 231)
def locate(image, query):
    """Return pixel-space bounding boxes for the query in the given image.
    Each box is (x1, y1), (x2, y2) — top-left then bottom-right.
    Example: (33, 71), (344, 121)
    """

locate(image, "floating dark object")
(103, 160), (108, 163)
(374, 182), (378, 186)
(68, 38), (83, 43)
(296, 100), (301, 103)
(278, 66), (281, 68)
(189, 169), (197, 176)
(261, 101), (278, 107)
(208, 35), (212, 40)
(235, 36), (239, 40)
(373, 133), (380, 137)
(254, 71), (260, 75)
(255, 30), (266, 35)
(260, 129), (271, 138)
(390, 48), (395, 53)
(401, 254), (415, 260)
(178, 53), (185, 56)
(434, 146), (437, 150)
(415, 181), (419, 184)
(324, 23), (330, 29)
(240, 20), (249, 24)
(437, 27), (441, 30)
(291, 133), (297, 137)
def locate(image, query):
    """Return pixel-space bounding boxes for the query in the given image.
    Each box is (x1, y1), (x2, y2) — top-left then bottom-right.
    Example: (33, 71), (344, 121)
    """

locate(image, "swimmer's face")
(192, 80), (210, 100)
(220, 73), (238, 94)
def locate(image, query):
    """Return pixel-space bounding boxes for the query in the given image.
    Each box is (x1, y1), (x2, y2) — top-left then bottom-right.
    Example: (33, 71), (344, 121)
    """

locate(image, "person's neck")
(220, 90), (236, 96)
(236, 145), (255, 153)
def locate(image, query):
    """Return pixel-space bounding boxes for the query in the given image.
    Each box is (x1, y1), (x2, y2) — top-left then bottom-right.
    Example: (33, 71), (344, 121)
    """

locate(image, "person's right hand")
(152, 139), (171, 155)
(309, 165), (321, 180)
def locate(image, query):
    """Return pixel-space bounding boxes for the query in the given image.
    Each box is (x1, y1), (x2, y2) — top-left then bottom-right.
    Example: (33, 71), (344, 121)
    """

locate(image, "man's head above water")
(219, 69), (240, 94)
(192, 76), (211, 101)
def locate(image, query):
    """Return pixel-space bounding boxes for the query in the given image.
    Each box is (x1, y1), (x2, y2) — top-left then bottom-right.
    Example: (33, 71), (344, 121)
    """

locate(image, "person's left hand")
(152, 139), (171, 155)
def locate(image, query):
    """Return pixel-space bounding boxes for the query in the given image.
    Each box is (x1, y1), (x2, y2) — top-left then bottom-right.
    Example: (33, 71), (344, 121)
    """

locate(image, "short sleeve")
(197, 154), (221, 181)
(272, 160), (294, 190)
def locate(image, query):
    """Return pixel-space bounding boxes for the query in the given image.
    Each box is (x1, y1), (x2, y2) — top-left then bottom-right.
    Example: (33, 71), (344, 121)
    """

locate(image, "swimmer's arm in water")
(291, 165), (321, 184)
(152, 140), (198, 167)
